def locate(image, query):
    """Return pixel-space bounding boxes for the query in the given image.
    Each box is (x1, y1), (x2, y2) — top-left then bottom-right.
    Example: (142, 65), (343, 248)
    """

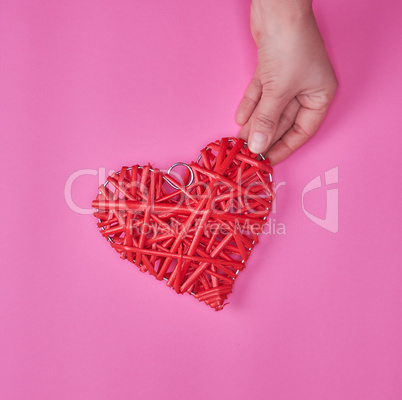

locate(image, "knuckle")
(250, 78), (262, 89)
(292, 123), (311, 139)
(325, 75), (339, 100)
(333, 76), (339, 90)
(255, 114), (277, 131)
(261, 83), (280, 97)
(282, 139), (296, 153)
(259, 71), (278, 87)
(242, 94), (257, 105)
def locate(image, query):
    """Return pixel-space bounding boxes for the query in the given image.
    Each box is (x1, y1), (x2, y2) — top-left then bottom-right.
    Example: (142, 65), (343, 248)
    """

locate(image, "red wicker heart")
(92, 137), (274, 311)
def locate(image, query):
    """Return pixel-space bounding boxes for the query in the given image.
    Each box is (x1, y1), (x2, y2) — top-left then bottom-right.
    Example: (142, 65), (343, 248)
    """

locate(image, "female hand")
(236, 0), (338, 164)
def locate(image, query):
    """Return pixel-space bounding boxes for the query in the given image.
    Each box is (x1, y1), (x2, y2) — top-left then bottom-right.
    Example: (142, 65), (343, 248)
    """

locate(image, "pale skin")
(236, 0), (338, 164)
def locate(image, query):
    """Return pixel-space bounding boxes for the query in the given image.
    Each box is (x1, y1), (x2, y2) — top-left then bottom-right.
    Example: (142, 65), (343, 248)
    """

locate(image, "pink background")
(1, 0), (401, 399)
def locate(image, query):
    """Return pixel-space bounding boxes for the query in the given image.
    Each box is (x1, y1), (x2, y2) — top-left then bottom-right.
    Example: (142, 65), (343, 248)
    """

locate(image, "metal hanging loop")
(165, 162), (194, 190)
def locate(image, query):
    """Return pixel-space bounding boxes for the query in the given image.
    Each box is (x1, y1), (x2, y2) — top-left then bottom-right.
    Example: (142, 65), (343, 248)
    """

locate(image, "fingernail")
(249, 131), (268, 154)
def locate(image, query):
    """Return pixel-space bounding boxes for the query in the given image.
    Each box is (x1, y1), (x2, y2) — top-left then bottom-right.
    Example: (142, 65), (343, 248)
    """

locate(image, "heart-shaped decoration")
(92, 137), (275, 310)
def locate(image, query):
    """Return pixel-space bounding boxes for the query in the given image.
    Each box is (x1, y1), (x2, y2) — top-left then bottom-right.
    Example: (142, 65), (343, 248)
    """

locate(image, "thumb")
(248, 94), (287, 154)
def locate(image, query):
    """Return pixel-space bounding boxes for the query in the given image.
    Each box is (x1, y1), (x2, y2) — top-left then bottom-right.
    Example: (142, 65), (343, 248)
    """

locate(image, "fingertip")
(235, 101), (254, 126)
(265, 151), (282, 165)
(235, 111), (247, 126)
(248, 131), (270, 154)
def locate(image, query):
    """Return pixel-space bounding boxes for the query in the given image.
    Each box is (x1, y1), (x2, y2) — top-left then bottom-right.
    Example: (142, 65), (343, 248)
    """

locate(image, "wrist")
(251, 0), (314, 43)
(257, 0), (313, 25)
(260, 0), (313, 20)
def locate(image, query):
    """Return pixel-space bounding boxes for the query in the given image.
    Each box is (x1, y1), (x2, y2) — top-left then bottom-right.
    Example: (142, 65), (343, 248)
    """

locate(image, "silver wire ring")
(166, 162), (194, 190)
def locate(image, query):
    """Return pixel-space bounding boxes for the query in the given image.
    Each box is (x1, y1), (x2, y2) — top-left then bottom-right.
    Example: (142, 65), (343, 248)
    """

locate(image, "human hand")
(236, 0), (338, 164)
